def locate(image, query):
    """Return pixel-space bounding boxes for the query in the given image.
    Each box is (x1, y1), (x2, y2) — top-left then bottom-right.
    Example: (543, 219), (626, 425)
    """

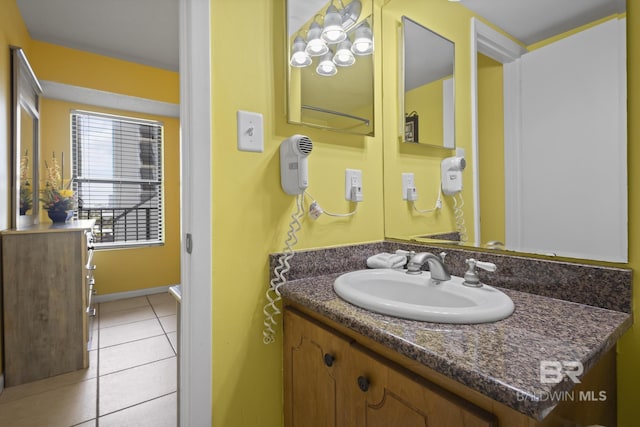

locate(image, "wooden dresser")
(2, 219), (96, 386)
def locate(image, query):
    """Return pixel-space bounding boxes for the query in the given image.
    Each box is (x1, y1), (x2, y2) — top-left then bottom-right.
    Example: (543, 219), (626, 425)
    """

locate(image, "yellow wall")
(382, 0), (474, 240)
(39, 98), (181, 293)
(210, 0), (384, 424)
(0, 0), (31, 229)
(405, 77), (446, 146)
(618, 2), (639, 425)
(28, 41), (178, 104)
(26, 41), (181, 294)
(476, 53), (505, 245)
(0, 0), (31, 385)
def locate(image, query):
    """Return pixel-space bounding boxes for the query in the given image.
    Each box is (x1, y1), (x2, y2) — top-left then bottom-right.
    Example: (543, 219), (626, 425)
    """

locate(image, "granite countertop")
(281, 272), (632, 421)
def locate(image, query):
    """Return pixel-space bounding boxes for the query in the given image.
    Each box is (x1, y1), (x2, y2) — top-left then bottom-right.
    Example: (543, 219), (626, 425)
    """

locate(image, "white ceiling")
(16, 0), (179, 71)
(15, 0), (625, 74)
(461, 0), (625, 46)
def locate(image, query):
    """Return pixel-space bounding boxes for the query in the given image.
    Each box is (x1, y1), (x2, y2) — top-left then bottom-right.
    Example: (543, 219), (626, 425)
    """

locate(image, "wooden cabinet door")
(284, 309), (353, 427)
(345, 343), (497, 427)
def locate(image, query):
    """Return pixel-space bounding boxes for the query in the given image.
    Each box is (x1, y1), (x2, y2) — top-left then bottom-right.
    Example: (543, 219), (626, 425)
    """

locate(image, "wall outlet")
(345, 169), (363, 202)
(402, 173), (417, 201)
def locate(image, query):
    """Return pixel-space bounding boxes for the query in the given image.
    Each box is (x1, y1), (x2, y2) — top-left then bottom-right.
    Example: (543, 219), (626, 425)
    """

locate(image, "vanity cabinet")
(284, 308), (496, 427)
(2, 220), (96, 386)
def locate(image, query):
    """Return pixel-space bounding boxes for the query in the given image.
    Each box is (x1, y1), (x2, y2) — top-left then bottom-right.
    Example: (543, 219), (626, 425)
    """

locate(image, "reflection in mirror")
(19, 109), (34, 216)
(384, 1), (627, 263)
(471, 8), (627, 262)
(287, 0), (374, 135)
(11, 47), (42, 228)
(401, 16), (454, 148)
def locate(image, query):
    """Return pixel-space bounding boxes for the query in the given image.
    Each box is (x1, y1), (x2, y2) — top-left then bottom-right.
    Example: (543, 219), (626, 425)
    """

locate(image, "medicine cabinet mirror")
(286, 0), (374, 136)
(400, 16), (454, 148)
(11, 47), (42, 228)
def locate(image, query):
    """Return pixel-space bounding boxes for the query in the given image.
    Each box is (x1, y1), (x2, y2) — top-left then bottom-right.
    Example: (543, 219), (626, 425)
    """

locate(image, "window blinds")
(72, 110), (164, 246)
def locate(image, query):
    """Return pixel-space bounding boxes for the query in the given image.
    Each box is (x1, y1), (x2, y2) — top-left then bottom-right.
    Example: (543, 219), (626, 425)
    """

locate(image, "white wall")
(505, 18), (627, 261)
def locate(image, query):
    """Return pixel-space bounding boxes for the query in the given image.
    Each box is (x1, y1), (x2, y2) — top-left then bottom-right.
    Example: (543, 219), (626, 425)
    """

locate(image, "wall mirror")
(11, 47), (42, 228)
(383, 1), (627, 263)
(400, 16), (454, 148)
(286, 0), (374, 136)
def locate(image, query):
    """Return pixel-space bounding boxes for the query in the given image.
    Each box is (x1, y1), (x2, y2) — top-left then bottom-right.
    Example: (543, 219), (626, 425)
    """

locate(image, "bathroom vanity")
(2, 220), (96, 386)
(279, 242), (632, 426)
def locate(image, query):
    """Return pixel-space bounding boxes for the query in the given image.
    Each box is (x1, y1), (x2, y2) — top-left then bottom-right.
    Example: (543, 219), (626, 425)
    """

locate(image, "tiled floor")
(0, 292), (178, 427)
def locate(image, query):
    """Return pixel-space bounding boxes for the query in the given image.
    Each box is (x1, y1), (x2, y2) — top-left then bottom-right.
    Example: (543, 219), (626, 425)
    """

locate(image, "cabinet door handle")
(357, 376), (370, 392)
(323, 353), (335, 367)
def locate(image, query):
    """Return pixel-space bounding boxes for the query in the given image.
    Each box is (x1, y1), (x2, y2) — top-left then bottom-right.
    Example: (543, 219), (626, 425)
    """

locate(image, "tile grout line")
(96, 304), (101, 427)
(96, 391), (178, 420)
(147, 295), (178, 355)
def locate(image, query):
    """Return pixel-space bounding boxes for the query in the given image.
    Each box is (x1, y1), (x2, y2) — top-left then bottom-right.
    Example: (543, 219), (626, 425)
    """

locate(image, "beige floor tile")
(159, 315), (177, 333)
(99, 296), (150, 314)
(90, 314), (99, 331)
(166, 332), (178, 354)
(99, 318), (164, 348)
(0, 378), (97, 427)
(100, 305), (157, 329)
(0, 351), (98, 405)
(99, 335), (175, 375)
(147, 292), (175, 307)
(99, 357), (176, 416)
(99, 393), (177, 427)
(152, 301), (177, 317)
(88, 327), (98, 351)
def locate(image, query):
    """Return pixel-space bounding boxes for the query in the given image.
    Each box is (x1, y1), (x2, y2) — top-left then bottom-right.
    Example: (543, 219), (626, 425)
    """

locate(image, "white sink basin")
(333, 269), (514, 324)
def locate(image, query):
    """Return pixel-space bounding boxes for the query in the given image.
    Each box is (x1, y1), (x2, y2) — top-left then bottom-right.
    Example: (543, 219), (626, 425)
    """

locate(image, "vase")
(48, 210), (73, 223)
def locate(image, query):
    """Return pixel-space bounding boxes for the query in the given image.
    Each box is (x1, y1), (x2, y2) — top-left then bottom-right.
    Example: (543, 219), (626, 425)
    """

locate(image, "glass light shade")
(290, 36), (312, 67)
(333, 39), (355, 67)
(306, 22), (329, 56)
(351, 22), (374, 56)
(316, 51), (338, 76)
(321, 5), (346, 43)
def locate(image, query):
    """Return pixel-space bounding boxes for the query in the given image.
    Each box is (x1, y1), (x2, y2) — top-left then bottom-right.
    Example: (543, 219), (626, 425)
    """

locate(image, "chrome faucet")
(406, 252), (451, 283)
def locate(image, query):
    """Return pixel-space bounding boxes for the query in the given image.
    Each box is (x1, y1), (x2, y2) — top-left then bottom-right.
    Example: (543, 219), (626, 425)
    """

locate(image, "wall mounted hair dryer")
(280, 134), (313, 195)
(441, 154), (466, 196)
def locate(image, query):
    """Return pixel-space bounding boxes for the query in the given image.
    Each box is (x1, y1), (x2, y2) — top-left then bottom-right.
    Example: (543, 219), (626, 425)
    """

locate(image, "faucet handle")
(395, 249), (415, 263)
(439, 252), (447, 263)
(475, 260), (497, 272)
(463, 258), (496, 287)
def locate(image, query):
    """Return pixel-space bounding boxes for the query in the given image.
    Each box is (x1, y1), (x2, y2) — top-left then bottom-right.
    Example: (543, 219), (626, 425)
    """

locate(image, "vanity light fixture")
(351, 21), (374, 55)
(351, 21), (373, 56)
(322, 5), (347, 43)
(290, 1), (368, 77)
(341, 0), (362, 30)
(316, 51), (338, 76)
(333, 39), (355, 67)
(322, 0), (363, 43)
(305, 21), (329, 56)
(290, 36), (312, 67)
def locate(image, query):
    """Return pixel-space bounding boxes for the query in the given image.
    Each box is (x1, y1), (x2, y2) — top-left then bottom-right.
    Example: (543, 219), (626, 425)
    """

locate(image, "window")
(72, 110), (164, 247)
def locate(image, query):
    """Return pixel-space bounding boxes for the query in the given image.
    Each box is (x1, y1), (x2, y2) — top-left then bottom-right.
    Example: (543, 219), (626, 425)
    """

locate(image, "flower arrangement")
(19, 149), (32, 214)
(40, 152), (76, 213)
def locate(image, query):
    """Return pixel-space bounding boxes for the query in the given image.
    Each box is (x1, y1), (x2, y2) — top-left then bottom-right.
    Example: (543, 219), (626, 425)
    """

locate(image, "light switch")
(237, 110), (264, 152)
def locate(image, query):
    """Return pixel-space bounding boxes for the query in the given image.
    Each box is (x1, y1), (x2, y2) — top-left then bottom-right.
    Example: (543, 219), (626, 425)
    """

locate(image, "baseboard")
(93, 285), (177, 303)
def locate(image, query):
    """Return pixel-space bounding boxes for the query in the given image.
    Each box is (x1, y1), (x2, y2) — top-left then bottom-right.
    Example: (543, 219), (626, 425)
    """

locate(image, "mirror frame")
(399, 16), (455, 148)
(11, 46), (42, 228)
